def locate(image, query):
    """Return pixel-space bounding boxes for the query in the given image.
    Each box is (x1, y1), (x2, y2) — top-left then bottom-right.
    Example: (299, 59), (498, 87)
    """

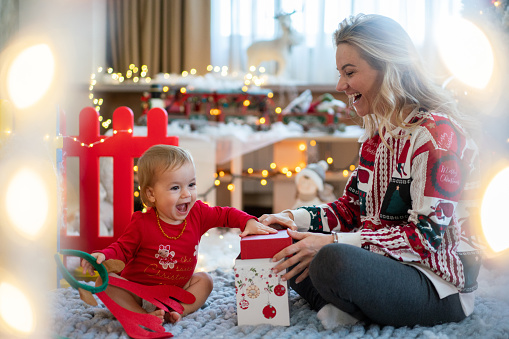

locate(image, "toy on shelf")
(292, 160), (336, 209)
(234, 230), (292, 326)
(280, 91), (354, 130)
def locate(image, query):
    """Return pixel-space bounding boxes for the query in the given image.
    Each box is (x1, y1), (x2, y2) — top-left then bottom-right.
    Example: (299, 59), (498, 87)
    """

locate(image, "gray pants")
(289, 243), (467, 327)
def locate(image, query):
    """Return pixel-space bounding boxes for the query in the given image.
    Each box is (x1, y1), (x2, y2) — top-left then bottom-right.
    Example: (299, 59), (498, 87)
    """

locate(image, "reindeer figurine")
(246, 11), (302, 77)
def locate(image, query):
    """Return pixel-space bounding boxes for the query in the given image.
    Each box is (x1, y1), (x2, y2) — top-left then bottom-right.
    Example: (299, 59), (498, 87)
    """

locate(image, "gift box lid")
(240, 230), (292, 259)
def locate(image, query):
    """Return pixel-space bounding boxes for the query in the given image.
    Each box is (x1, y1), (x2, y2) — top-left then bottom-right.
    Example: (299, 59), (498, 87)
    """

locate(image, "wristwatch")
(331, 230), (339, 243)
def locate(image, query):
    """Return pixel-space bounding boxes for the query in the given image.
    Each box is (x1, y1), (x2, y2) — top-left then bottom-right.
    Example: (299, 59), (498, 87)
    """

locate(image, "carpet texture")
(50, 263), (509, 339)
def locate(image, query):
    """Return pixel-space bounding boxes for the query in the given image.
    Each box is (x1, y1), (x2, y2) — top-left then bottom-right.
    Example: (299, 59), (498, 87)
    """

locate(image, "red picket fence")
(60, 106), (178, 254)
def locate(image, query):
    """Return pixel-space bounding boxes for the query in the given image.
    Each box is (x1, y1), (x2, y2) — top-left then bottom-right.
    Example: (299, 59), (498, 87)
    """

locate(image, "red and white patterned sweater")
(292, 109), (483, 292)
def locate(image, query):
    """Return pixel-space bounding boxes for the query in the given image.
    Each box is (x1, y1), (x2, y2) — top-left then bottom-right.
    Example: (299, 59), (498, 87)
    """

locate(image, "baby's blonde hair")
(137, 144), (194, 208)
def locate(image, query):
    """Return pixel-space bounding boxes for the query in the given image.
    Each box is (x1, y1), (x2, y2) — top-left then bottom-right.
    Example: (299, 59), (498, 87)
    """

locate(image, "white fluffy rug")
(50, 229), (509, 338)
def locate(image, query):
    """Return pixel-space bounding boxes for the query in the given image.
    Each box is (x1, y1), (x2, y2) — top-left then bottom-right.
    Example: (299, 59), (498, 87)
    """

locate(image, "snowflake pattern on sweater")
(296, 109), (483, 292)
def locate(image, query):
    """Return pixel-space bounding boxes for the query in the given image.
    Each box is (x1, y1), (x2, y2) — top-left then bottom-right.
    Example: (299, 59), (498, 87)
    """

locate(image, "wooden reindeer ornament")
(246, 11), (302, 77)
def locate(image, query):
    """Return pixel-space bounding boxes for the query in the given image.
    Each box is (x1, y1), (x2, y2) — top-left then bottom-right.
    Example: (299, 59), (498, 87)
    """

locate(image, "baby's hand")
(240, 219), (278, 237)
(81, 252), (106, 276)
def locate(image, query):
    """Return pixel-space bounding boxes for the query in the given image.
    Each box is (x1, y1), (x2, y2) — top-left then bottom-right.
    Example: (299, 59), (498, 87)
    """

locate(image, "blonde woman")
(261, 14), (482, 329)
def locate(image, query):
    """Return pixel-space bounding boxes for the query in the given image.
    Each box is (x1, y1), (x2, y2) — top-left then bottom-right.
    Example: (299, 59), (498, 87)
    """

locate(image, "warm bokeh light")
(437, 17), (494, 89)
(6, 168), (48, 237)
(481, 167), (509, 253)
(0, 282), (35, 334)
(210, 108), (221, 116)
(0, 100), (13, 138)
(298, 143), (306, 151)
(7, 44), (54, 109)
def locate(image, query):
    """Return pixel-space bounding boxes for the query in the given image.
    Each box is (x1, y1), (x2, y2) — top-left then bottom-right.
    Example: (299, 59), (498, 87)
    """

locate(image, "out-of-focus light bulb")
(481, 167), (509, 253)
(6, 168), (48, 237)
(0, 282), (35, 334)
(7, 44), (54, 109)
(437, 17), (494, 89)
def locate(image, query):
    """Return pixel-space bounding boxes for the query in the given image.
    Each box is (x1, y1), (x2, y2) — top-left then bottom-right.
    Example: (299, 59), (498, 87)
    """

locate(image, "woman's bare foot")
(148, 309), (165, 323)
(164, 311), (182, 324)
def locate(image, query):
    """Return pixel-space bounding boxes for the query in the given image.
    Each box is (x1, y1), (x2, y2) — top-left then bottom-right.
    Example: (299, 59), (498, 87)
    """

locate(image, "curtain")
(106, 0), (211, 76)
(210, 0), (463, 84)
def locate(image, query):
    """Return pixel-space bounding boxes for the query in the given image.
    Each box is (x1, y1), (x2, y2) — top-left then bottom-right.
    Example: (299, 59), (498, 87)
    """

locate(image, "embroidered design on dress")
(155, 244), (177, 269)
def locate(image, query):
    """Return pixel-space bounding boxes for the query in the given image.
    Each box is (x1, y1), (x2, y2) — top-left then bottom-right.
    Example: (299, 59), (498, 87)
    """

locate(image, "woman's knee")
(309, 244), (360, 285)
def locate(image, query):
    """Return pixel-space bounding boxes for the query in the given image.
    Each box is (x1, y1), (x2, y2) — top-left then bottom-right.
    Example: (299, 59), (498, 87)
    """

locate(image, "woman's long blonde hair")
(333, 14), (478, 141)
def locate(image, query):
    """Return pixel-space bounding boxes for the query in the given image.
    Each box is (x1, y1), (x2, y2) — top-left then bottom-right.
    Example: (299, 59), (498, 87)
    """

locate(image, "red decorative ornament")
(263, 304), (277, 319)
(239, 298), (250, 310)
(274, 284), (286, 297)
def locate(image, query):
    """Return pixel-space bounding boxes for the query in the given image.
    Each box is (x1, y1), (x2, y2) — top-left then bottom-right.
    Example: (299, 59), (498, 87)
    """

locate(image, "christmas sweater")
(97, 200), (255, 287)
(292, 108), (483, 293)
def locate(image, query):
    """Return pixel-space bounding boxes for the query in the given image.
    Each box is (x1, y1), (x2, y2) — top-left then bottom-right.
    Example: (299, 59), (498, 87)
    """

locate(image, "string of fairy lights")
(88, 64), (279, 131)
(56, 126), (359, 205)
(82, 63), (359, 205)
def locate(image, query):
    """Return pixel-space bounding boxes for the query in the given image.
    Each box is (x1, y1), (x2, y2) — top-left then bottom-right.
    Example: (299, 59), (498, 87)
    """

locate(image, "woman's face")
(335, 43), (383, 117)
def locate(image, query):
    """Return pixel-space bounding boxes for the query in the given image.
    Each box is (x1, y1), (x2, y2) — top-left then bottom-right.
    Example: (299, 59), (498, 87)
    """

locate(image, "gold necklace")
(154, 209), (187, 240)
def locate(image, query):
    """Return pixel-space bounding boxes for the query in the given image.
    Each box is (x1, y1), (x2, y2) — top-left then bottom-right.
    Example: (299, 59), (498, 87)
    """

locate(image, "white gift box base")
(234, 257), (290, 326)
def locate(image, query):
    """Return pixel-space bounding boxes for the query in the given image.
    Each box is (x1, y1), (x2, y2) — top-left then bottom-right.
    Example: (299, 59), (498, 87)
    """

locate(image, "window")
(211, 0), (463, 84)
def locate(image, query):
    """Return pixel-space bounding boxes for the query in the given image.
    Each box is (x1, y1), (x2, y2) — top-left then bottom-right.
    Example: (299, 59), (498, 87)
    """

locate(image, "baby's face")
(149, 161), (197, 224)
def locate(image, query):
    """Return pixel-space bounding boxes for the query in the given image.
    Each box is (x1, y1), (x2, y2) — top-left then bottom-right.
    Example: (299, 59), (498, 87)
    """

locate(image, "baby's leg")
(165, 272), (213, 323)
(96, 273), (165, 322)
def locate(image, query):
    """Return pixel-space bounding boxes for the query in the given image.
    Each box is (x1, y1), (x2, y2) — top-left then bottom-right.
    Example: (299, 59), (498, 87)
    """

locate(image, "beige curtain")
(106, 0), (211, 76)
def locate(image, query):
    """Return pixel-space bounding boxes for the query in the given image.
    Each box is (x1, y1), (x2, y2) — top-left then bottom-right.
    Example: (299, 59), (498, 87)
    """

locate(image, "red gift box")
(240, 230), (292, 259)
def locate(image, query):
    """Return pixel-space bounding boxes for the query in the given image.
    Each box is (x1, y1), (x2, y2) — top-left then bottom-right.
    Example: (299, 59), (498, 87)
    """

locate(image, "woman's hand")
(271, 230), (333, 283)
(81, 252), (106, 276)
(259, 212), (298, 231)
(240, 218), (278, 237)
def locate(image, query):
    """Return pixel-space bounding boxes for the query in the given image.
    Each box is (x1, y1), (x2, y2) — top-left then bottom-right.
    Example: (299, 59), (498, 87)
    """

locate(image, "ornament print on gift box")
(274, 273), (286, 297)
(234, 267), (250, 310)
(235, 265), (288, 320)
(245, 267), (261, 299)
(262, 269), (276, 319)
